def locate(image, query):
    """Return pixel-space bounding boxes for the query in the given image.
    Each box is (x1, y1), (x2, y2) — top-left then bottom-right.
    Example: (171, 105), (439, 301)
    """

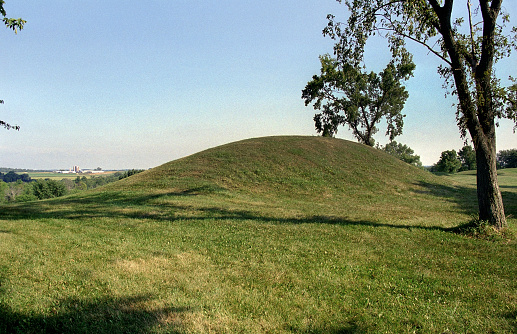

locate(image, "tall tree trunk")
(432, 0), (507, 230)
(472, 129), (507, 229)
(473, 0), (506, 229)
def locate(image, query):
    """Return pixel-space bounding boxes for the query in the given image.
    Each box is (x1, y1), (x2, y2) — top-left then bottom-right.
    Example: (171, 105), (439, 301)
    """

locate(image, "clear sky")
(0, 1), (516, 170)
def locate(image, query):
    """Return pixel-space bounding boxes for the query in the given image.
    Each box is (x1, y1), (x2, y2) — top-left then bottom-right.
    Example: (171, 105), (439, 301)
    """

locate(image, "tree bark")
(475, 135), (506, 228)
(432, 0), (507, 229)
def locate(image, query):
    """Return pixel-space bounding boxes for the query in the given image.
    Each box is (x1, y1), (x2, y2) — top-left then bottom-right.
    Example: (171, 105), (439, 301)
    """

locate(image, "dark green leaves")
(302, 54), (414, 145)
(1, 1), (25, 33)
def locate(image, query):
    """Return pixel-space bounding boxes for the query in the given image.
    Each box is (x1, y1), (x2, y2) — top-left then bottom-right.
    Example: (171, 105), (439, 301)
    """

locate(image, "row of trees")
(432, 146), (477, 173)
(0, 170), (144, 203)
(431, 147), (516, 173)
(381, 142), (516, 173)
(0, 171), (31, 183)
(497, 149), (517, 169)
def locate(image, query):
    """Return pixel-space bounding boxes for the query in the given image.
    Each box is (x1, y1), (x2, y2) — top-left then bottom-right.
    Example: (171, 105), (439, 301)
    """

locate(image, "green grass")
(0, 136), (516, 333)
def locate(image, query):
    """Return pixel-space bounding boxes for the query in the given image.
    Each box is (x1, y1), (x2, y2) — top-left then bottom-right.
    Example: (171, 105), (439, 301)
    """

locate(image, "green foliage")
(0, 180), (7, 203)
(322, 0), (516, 227)
(381, 141), (422, 167)
(0, 1), (25, 33)
(4, 180), (35, 202)
(453, 217), (515, 242)
(322, 1), (517, 129)
(0, 171), (31, 183)
(458, 145), (477, 171)
(0, 172), (135, 202)
(302, 54), (414, 146)
(497, 149), (517, 169)
(434, 150), (462, 173)
(118, 169), (145, 180)
(32, 179), (67, 200)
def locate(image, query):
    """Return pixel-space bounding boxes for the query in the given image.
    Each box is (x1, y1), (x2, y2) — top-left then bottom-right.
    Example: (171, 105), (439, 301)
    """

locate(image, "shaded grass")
(0, 137), (516, 333)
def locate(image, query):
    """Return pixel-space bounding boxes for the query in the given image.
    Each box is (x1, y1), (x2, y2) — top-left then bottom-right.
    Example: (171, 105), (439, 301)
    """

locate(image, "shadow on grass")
(504, 309), (517, 332)
(0, 294), (188, 334)
(414, 180), (517, 218)
(0, 190), (447, 233)
(286, 322), (363, 334)
(0, 179), (515, 233)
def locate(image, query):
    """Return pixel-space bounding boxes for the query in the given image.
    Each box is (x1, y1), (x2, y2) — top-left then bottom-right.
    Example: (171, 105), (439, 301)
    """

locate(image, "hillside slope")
(103, 136), (471, 226)
(115, 136), (430, 192)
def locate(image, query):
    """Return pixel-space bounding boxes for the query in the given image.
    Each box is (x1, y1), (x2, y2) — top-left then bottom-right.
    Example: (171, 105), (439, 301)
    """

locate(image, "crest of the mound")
(109, 136), (438, 198)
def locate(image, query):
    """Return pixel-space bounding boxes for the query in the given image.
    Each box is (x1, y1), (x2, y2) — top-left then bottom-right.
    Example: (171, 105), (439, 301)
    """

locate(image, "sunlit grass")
(0, 137), (516, 333)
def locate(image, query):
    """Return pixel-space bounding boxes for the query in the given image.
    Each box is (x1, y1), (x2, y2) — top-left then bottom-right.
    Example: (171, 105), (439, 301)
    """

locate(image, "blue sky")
(0, 1), (515, 170)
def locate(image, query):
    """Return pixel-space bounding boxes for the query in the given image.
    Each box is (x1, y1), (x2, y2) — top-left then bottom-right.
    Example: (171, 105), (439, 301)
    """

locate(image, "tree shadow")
(503, 309), (517, 332)
(0, 294), (189, 334)
(286, 321), (363, 333)
(0, 189), (450, 233)
(0, 179), (515, 234)
(413, 180), (517, 218)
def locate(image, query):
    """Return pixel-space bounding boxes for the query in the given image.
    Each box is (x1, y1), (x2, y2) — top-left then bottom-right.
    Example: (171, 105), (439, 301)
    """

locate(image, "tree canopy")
(497, 149), (517, 168)
(303, 54), (414, 146)
(381, 141), (422, 167)
(322, 0), (516, 229)
(458, 145), (477, 171)
(434, 149), (462, 173)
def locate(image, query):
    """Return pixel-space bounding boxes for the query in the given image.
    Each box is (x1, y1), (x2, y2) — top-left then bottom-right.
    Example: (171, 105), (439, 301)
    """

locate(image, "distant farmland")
(28, 171), (119, 180)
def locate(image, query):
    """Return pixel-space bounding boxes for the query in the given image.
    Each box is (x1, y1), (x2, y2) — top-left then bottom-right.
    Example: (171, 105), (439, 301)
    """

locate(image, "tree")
(323, 0), (517, 229)
(0, 171), (31, 183)
(458, 145), (477, 171)
(32, 179), (67, 200)
(434, 150), (462, 173)
(382, 141), (422, 167)
(1, 1), (25, 131)
(0, 180), (8, 203)
(497, 149), (517, 168)
(302, 54), (414, 146)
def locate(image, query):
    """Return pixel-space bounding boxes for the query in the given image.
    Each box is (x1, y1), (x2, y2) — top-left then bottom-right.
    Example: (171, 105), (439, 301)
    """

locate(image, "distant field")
(446, 168), (517, 215)
(1, 136), (515, 333)
(28, 171), (118, 180)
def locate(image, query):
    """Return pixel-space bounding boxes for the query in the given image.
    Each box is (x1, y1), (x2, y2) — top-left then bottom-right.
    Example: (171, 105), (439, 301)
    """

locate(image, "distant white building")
(56, 170), (76, 174)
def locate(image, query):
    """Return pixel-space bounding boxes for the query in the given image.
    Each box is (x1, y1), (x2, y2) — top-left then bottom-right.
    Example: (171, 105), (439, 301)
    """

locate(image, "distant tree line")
(0, 170), (144, 203)
(0, 171), (31, 183)
(376, 142), (516, 174)
(430, 147), (516, 173)
(497, 149), (517, 169)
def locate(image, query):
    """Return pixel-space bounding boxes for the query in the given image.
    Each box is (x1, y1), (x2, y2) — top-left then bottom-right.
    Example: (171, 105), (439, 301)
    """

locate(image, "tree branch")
(376, 26), (452, 65)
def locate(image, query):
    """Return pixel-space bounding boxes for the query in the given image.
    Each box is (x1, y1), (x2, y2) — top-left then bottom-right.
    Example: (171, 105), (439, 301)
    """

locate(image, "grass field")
(0, 136), (515, 333)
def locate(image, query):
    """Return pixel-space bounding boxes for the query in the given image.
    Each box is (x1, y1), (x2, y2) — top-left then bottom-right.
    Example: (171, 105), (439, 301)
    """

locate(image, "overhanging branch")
(376, 26), (452, 65)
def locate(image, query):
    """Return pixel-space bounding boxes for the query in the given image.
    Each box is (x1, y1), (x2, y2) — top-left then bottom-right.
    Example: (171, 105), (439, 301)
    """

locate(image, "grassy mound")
(1, 136), (516, 333)
(104, 136), (469, 226)
(117, 136), (433, 194)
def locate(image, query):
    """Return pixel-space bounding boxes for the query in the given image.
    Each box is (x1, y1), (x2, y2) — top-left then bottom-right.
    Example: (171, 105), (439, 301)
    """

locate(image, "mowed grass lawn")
(0, 137), (516, 333)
